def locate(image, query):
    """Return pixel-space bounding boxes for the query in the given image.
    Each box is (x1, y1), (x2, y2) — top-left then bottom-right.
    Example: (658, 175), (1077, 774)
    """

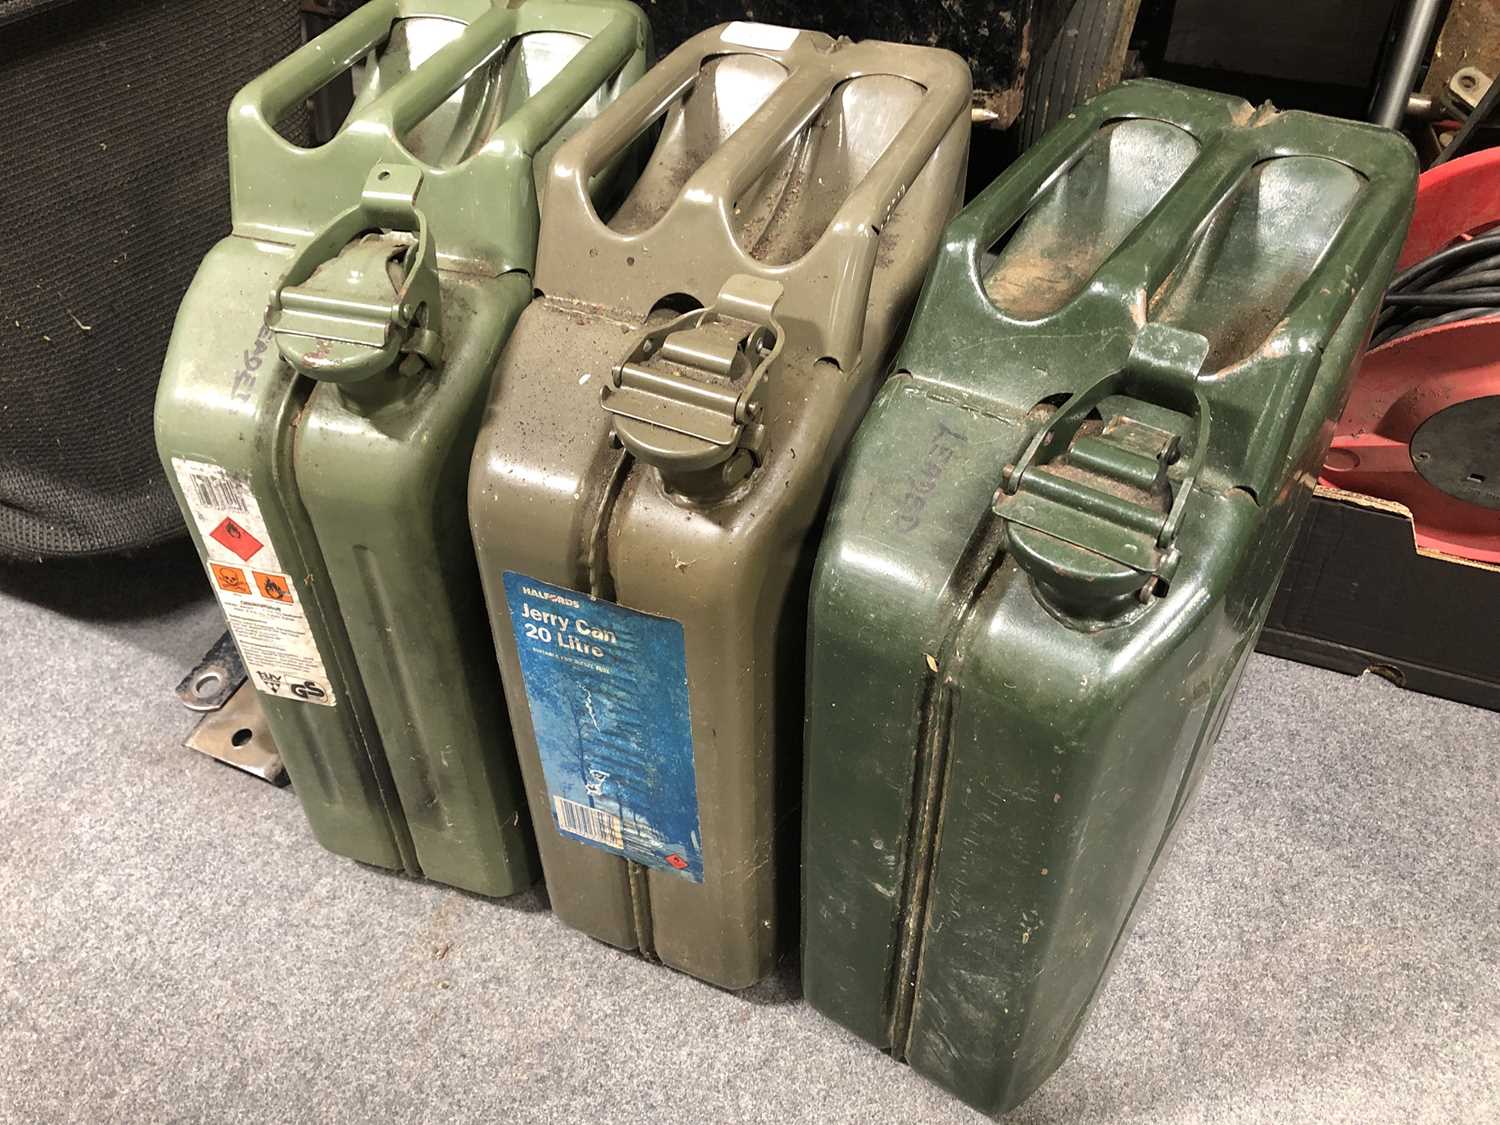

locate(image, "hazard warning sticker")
(210, 517), (264, 562)
(172, 456), (336, 706)
(253, 571), (294, 604)
(211, 564), (251, 595)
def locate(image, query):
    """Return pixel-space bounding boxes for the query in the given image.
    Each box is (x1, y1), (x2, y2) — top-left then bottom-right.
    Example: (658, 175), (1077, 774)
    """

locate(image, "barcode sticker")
(186, 471), (248, 513)
(171, 456), (336, 707)
(553, 795), (625, 849)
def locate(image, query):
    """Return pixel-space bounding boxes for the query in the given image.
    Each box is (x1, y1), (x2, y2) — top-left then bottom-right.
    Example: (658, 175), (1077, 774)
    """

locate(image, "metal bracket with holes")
(176, 632), (287, 785)
(174, 631), (245, 711)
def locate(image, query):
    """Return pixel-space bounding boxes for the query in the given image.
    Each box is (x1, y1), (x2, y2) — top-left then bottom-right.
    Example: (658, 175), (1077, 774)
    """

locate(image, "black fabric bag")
(0, 0), (306, 558)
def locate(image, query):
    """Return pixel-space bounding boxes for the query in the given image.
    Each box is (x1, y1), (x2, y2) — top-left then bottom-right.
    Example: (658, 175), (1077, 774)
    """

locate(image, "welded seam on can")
(584, 444), (659, 961)
(353, 543), (438, 809)
(886, 511), (1009, 1056)
(283, 379), (421, 874)
(887, 667), (955, 1057)
(275, 391), (343, 803)
(585, 447), (633, 602)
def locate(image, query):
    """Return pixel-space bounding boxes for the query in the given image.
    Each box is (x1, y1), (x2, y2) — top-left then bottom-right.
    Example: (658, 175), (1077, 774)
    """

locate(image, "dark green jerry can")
(801, 80), (1416, 1114)
(155, 0), (648, 897)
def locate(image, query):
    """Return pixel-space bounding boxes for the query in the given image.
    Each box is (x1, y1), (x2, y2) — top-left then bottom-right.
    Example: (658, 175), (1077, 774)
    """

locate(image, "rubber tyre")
(1018, 0), (1143, 151)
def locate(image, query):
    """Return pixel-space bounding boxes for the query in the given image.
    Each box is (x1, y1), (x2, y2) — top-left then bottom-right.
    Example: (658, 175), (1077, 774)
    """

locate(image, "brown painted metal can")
(468, 21), (971, 988)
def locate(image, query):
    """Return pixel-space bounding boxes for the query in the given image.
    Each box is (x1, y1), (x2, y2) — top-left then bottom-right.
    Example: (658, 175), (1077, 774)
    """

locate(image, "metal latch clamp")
(995, 324), (1213, 615)
(268, 163), (443, 387)
(602, 275), (786, 474)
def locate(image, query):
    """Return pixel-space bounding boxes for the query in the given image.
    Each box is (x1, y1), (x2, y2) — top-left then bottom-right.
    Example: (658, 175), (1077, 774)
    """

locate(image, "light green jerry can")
(801, 80), (1416, 1113)
(468, 22), (971, 987)
(155, 0), (649, 897)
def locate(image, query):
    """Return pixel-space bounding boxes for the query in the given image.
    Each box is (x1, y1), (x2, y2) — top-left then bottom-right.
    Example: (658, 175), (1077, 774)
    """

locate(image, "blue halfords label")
(502, 572), (703, 882)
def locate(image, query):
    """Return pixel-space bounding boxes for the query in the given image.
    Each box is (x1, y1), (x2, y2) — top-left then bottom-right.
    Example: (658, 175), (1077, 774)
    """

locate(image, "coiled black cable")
(1372, 230), (1500, 347)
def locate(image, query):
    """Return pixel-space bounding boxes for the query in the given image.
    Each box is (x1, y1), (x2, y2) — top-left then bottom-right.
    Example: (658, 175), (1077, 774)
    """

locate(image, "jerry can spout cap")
(996, 324), (1211, 620)
(268, 164), (444, 389)
(602, 275), (785, 485)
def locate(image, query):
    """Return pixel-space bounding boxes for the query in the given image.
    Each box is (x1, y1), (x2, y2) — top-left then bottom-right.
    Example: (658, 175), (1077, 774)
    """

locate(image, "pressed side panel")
(1152, 156), (1364, 370)
(984, 119), (1200, 319)
(607, 53), (789, 233)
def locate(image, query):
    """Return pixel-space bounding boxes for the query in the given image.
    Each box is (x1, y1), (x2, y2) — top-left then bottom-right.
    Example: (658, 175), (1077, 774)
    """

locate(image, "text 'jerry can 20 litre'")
(802, 80), (1416, 1112)
(155, 0), (649, 897)
(468, 22), (971, 987)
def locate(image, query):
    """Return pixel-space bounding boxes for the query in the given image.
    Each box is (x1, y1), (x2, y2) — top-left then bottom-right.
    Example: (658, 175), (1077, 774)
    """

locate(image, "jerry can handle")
(268, 164), (444, 386)
(230, 0), (399, 145)
(1002, 324), (1212, 549)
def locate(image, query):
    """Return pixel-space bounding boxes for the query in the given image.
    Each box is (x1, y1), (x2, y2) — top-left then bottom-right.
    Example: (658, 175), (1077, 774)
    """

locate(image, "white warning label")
(172, 456), (336, 707)
(721, 21), (799, 50)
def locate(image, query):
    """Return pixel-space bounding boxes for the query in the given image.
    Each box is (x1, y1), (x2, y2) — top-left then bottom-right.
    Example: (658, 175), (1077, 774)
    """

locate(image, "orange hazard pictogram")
(253, 571), (294, 604)
(211, 564), (251, 596)
(210, 516), (264, 563)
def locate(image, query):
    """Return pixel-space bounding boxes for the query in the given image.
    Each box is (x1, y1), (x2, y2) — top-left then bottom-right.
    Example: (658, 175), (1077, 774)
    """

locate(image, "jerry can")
(155, 0), (649, 897)
(801, 80), (1416, 1113)
(468, 22), (971, 987)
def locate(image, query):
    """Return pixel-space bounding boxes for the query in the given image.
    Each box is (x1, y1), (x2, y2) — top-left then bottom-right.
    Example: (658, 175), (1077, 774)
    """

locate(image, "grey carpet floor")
(1, 542), (1495, 1124)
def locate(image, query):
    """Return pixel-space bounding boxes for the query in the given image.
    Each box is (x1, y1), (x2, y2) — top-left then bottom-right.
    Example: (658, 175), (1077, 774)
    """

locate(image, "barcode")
(553, 795), (623, 849)
(189, 472), (248, 514)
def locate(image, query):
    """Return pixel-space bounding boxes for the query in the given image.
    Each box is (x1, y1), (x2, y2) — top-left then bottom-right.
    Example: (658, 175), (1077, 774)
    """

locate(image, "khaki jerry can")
(801, 80), (1417, 1114)
(468, 22), (971, 987)
(154, 0), (650, 897)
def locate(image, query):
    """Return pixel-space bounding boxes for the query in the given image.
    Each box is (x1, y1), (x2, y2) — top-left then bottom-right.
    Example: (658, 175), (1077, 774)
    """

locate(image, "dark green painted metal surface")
(801, 79), (1416, 1115)
(155, 0), (649, 897)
